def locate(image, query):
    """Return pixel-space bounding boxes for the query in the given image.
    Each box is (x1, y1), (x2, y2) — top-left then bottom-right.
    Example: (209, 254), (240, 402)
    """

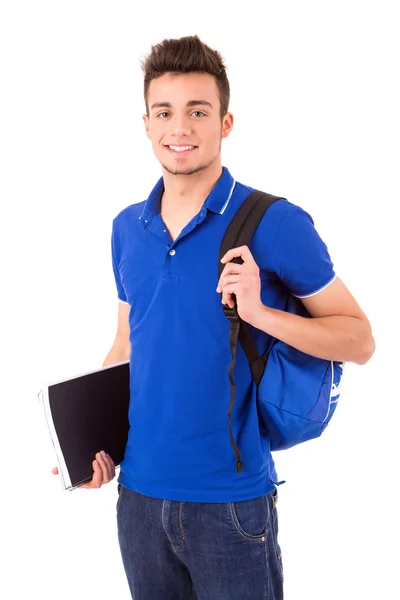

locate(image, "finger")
(91, 459), (103, 488)
(223, 283), (242, 296)
(51, 467), (59, 475)
(222, 263), (243, 276)
(105, 453), (116, 479)
(219, 284), (236, 302)
(103, 452), (115, 480)
(223, 296), (235, 309)
(79, 459), (102, 489)
(220, 274), (240, 289)
(217, 267), (242, 292)
(99, 451), (114, 483)
(100, 452), (115, 481)
(222, 290), (234, 308)
(223, 283), (243, 308)
(95, 451), (111, 483)
(221, 245), (250, 264)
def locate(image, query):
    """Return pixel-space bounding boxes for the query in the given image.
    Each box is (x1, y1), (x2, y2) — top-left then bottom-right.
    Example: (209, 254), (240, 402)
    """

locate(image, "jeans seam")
(270, 504), (284, 580)
(179, 502), (185, 540)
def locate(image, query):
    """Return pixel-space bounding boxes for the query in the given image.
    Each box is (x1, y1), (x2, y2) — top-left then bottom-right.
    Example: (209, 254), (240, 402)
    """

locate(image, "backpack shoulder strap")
(218, 190), (284, 279)
(219, 189), (286, 385)
(218, 190), (286, 474)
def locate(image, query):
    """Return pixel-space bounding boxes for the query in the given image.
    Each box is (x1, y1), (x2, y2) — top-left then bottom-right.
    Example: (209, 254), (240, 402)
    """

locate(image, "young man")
(53, 35), (375, 599)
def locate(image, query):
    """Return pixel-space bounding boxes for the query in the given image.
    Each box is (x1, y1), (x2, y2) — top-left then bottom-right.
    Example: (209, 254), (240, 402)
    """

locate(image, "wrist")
(248, 302), (269, 329)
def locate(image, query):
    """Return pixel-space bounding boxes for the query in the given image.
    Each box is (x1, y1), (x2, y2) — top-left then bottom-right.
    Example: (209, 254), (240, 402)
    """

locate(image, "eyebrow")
(150, 100), (214, 111)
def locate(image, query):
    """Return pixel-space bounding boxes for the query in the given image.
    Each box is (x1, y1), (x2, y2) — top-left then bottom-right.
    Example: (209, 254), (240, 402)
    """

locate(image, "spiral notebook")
(38, 360), (130, 491)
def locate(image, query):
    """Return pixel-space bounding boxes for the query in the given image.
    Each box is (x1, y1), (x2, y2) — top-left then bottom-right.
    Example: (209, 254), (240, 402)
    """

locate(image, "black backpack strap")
(218, 190), (285, 473)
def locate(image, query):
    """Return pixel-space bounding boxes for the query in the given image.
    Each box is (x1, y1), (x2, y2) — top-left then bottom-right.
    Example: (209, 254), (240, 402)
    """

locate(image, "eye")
(157, 112), (169, 119)
(192, 111), (206, 117)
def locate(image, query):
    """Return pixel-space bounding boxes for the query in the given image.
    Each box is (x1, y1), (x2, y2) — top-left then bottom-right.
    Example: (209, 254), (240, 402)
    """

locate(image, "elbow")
(356, 333), (376, 365)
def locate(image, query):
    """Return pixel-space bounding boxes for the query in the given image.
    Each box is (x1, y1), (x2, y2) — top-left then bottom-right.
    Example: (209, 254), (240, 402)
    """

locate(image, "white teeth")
(168, 145), (195, 152)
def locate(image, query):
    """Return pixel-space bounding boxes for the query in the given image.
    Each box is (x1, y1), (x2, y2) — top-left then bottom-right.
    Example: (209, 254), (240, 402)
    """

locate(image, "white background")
(1, 1), (399, 598)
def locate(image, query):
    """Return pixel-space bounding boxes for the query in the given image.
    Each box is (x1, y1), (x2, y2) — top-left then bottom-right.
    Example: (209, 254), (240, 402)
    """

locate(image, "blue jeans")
(116, 484), (284, 599)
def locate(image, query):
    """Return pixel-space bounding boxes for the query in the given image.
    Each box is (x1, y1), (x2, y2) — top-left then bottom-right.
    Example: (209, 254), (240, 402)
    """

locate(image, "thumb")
(51, 467), (59, 475)
(91, 459), (103, 487)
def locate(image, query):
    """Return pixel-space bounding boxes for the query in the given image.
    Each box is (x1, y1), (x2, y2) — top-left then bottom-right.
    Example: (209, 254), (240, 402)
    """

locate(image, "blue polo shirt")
(111, 166), (335, 502)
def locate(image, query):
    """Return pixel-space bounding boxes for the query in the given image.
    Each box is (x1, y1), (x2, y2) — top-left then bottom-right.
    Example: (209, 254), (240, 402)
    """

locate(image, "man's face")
(143, 72), (233, 176)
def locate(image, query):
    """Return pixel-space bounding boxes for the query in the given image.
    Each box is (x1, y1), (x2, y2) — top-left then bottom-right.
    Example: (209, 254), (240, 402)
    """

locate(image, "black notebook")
(38, 361), (130, 491)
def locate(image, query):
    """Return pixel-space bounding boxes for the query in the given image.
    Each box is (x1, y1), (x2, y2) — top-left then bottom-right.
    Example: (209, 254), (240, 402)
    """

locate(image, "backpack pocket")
(257, 340), (344, 451)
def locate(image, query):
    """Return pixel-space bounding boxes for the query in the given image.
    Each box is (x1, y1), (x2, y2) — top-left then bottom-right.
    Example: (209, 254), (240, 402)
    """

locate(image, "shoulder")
(233, 181), (310, 231)
(234, 183), (330, 284)
(234, 182), (313, 254)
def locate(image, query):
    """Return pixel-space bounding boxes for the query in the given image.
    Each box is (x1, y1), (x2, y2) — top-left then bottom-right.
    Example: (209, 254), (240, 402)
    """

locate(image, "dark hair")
(141, 35), (230, 120)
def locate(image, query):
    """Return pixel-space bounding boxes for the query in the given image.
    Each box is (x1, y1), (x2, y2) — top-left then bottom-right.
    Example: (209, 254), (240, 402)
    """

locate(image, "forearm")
(250, 305), (375, 365)
(102, 338), (130, 367)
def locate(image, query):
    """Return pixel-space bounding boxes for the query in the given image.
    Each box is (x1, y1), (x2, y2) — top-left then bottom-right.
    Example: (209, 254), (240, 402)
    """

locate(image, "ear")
(143, 114), (150, 139)
(221, 112), (234, 139)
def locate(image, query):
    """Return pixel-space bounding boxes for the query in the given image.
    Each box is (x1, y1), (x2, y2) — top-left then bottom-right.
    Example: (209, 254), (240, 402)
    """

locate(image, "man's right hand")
(51, 450), (116, 489)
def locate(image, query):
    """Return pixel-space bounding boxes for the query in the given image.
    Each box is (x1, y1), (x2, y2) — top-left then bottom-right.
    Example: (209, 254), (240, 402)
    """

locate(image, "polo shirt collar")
(139, 166), (236, 226)
(204, 166), (236, 214)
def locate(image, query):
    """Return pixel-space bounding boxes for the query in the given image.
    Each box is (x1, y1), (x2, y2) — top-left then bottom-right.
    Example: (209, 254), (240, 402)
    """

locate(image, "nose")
(171, 114), (192, 137)
(173, 126), (191, 136)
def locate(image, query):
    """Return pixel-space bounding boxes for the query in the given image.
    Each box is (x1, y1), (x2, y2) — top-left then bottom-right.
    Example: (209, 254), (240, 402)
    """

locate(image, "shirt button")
(169, 249), (176, 256)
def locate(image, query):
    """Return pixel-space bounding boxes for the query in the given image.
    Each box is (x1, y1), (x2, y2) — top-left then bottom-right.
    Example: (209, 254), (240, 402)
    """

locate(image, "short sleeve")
(271, 204), (336, 298)
(111, 218), (128, 303)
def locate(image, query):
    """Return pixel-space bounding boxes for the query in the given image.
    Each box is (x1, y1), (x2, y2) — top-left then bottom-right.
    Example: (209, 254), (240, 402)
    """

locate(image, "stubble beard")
(160, 139), (222, 177)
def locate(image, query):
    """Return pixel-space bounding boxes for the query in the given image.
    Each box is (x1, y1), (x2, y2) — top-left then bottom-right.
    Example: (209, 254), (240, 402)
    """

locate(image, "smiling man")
(142, 68), (234, 246)
(59, 35), (375, 599)
(147, 82), (226, 177)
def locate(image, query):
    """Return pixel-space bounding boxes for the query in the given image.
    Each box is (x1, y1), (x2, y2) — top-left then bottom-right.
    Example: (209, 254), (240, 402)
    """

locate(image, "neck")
(161, 159), (223, 214)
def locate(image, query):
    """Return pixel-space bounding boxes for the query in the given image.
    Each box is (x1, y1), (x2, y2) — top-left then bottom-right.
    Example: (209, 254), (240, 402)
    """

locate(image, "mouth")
(164, 144), (198, 156)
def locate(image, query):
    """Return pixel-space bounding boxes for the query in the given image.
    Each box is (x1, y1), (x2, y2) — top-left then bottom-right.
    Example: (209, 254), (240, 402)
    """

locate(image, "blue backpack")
(218, 190), (344, 473)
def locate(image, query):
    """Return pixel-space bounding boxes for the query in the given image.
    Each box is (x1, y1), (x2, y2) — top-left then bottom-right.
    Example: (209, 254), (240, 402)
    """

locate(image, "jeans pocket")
(228, 495), (269, 542)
